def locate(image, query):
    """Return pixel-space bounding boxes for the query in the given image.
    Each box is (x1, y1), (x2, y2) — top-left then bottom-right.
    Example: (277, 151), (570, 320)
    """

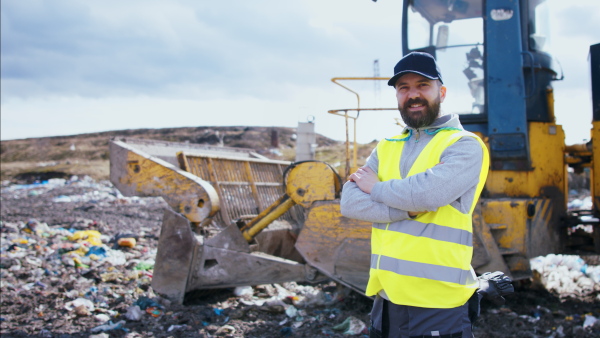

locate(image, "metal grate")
(177, 152), (304, 227)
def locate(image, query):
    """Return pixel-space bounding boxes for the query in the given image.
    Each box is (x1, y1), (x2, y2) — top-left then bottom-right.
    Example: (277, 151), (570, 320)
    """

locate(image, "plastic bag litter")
(90, 320), (126, 333)
(104, 249), (126, 266)
(89, 334), (110, 338)
(125, 305), (144, 321)
(215, 325), (236, 335)
(167, 324), (188, 332)
(65, 298), (94, 312)
(234, 285), (254, 297)
(68, 230), (103, 247)
(94, 314), (111, 322)
(134, 296), (163, 310)
(85, 246), (108, 259)
(53, 196), (73, 203)
(530, 254), (599, 298)
(285, 305), (298, 318)
(583, 314), (598, 328)
(332, 316), (367, 335)
(134, 261), (154, 271)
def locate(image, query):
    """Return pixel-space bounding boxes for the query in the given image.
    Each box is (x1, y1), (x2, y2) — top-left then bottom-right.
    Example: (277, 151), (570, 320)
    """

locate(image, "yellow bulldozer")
(109, 0), (600, 304)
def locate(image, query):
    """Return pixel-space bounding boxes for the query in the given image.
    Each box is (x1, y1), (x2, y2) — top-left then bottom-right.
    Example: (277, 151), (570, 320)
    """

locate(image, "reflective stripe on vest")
(366, 129), (489, 308)
(373, 254), (477, 285)
(372, 219), (473, 247)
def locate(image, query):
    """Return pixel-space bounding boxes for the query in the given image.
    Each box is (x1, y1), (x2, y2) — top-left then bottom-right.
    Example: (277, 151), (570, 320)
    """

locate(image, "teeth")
(411, 104), (422, 107)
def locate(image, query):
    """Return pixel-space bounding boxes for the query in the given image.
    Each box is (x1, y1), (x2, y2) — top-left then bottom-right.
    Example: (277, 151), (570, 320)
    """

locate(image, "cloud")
(1, 0), (382, 102)
(1, 0), (598, 144)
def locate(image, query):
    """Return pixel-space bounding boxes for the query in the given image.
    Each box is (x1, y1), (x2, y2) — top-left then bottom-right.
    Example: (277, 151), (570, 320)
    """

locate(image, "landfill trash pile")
(1, 175), (600, 337)
(531, 254), (600, 299)
(568, 191), (593, 211)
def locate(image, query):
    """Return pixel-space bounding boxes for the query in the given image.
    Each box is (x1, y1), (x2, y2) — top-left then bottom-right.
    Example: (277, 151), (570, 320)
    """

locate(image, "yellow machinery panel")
(485, 122), (567, 201)
(478, 196), (563, 280)
(286, 161), (338, 208)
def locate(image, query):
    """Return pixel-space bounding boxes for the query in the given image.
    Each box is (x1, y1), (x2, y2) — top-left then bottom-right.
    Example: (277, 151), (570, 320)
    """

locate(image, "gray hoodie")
(340, 114), (484, 223)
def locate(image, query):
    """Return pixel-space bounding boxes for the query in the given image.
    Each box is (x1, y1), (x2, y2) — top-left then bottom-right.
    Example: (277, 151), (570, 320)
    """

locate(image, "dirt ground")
(1, 176), (600, 337)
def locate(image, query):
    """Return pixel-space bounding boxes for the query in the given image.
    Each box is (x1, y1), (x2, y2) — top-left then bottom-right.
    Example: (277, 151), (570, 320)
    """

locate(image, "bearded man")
(340, 52), (490, 337)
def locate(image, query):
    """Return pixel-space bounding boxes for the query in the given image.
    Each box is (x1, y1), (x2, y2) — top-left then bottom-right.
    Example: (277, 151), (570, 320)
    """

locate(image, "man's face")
(394, 72), (446, 128)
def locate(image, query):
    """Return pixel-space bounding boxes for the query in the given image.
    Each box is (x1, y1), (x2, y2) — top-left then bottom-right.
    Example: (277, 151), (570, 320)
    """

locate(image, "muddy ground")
(1, 176), (599, 337)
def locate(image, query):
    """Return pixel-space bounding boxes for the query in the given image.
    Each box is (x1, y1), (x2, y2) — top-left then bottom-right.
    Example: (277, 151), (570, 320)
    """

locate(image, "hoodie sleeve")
(340, 148), (410, 222)
(370, 136), (483, 212)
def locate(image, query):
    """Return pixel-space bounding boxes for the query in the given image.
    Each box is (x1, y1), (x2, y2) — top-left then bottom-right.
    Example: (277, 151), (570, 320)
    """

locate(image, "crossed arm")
(340, 137), (483, 223)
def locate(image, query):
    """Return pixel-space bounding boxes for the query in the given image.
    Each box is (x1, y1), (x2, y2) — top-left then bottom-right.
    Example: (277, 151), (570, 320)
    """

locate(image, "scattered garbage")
(568, 196), (593, 210)
(332, 316), (367, 335)
(89, 333), (110, 338)
(146, 307), (163, 318)
(134, 261), (154, 271)
(233, 285), (254, 297)
(94, 314), (111, 322)
(90, 320), (127, 333)
(124, 305), (144, 321)
(117, 237), (137, 248)
(167, 324), (188, 332)
(1, 175), (599, 337)
(583, 314), (598, 328)
(530, 254), (600, 298)
(65, 298), (95, 313)
(215, 324), (236, 335)
(133, 296), (163, 310)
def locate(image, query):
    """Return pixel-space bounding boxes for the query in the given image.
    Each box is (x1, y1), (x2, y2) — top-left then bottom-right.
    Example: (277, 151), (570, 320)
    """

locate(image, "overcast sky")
(1, 0), (599, 145)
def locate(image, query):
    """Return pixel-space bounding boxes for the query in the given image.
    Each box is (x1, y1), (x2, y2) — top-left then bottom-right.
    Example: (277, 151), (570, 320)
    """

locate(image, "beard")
(399, 96), (441, 129)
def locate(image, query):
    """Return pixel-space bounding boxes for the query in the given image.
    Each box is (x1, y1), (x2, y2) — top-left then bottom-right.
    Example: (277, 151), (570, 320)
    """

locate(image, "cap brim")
(387, 71), (441, 87)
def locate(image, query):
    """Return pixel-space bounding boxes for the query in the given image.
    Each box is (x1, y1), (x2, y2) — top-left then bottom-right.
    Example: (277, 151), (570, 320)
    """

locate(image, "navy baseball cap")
(387, 52), (443, 87)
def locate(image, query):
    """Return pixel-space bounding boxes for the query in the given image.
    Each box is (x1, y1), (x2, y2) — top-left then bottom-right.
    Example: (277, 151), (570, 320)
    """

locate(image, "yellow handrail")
(328, 77), (395, 178)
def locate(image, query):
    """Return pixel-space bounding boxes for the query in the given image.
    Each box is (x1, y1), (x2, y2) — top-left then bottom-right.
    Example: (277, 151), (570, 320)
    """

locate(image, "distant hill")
(1, 126), (371, 183)
(0, 126), (340, 162)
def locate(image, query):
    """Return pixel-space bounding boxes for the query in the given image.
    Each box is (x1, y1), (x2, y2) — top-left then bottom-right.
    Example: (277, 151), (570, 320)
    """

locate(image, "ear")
(439, 84), (447, 103)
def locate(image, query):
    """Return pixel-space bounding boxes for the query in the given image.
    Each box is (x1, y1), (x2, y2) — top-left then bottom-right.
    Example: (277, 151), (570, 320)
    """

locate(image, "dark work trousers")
(369, 292), (479, 338)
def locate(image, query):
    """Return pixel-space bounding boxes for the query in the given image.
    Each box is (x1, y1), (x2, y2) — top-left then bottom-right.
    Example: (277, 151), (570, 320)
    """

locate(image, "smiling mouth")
(406, 102), (426, 112)
(405, 99), (428, 111)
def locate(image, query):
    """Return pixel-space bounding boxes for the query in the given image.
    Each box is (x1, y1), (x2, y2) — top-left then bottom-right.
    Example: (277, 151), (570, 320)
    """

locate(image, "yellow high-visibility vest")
(366, 129), (489, 308)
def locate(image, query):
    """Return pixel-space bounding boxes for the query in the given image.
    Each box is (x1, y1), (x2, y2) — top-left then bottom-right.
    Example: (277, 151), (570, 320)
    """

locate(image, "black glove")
(477, 271), (514, 305)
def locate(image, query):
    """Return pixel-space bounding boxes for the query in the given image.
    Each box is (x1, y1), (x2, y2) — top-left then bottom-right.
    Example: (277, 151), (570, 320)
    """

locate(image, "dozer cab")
(110, 0), (600, 304)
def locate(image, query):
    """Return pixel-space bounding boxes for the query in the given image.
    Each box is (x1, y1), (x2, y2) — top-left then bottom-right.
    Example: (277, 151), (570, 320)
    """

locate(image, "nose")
(407, 86), (421, 99)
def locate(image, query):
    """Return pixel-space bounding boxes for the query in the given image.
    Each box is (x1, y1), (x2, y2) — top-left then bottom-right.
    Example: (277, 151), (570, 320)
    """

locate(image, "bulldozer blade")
(185, 221), (315, 292)
(153, 207), (315, 304)
(186, 246), (311, 292)
(295, 201), (372, 295)
(152, 207), (199, 304)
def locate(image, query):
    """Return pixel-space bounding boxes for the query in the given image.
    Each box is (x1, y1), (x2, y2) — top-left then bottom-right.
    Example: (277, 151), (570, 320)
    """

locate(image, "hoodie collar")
(401, 114), (461, 134)
(389, 114), (463, 142)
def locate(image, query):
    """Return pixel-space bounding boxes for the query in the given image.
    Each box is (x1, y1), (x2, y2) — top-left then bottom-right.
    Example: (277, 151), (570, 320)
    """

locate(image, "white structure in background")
(295, 118), (316, 162)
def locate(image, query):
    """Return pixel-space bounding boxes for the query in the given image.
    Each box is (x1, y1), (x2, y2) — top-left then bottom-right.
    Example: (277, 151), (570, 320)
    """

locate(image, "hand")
(348, 166), (380, 194)
(477, 271), (514, 305)
(408, 211), (424, 217)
